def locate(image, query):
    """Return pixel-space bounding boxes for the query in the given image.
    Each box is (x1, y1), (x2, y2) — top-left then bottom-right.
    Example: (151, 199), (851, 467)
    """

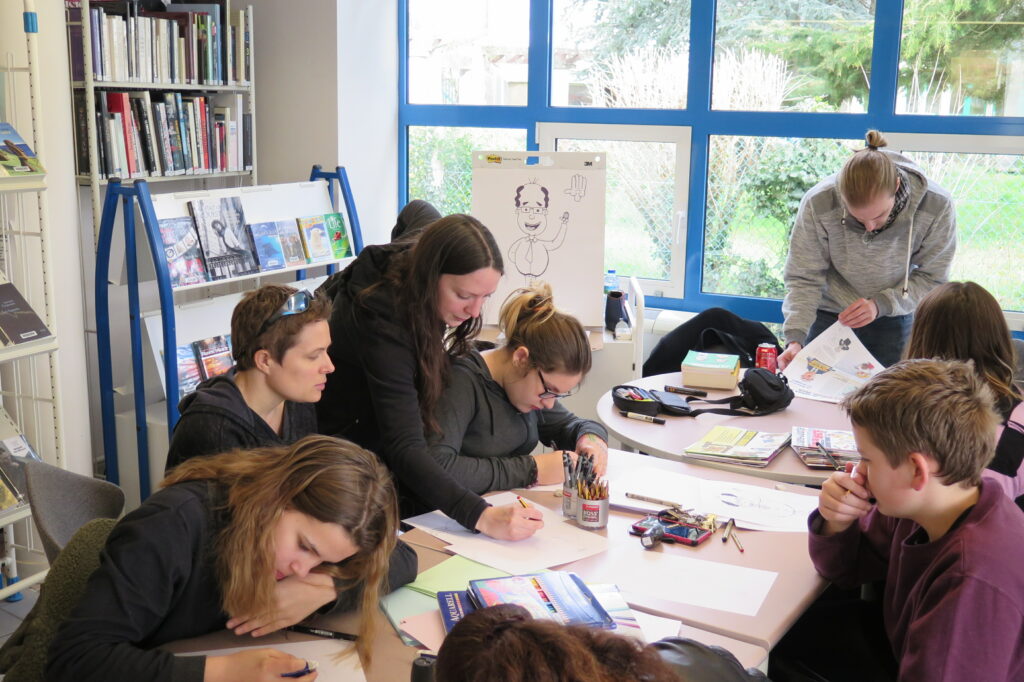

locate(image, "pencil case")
(612, 385), (692, 417)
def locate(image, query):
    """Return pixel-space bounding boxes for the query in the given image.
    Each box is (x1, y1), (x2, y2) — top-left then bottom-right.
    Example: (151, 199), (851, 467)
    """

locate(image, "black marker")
(285, 624), (358, 641)
(664, 385), (708, 398)
(619, 410), (666, 425)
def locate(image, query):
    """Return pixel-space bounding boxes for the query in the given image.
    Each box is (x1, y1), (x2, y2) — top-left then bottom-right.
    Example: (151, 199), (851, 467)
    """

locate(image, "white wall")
(247, 0), (398, 247)
(0, 1), (93, 476)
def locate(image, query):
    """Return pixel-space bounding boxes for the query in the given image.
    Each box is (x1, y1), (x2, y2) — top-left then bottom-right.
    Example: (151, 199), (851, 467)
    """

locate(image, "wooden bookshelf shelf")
(77, 170), (253, 186)
(72, 81), (252, 93)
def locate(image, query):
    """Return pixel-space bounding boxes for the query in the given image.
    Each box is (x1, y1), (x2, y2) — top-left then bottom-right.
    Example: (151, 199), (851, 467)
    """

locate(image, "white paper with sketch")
(471, 151), (606, 327)
(782, 321), (884, 403)
(177, 639), (365, 680)
(582, 550), (778, 617)
(403, 492), (607, 573)
(611, 467), (818, 532)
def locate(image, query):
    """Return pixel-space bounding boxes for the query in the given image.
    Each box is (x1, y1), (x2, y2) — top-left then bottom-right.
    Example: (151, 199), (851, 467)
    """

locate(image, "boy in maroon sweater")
(799, 359), (1024, 681)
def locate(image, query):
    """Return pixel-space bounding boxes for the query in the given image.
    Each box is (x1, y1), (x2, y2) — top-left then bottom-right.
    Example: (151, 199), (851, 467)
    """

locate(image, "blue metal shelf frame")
(95, 168), (364, 499)
(397, 0), (1024, 325)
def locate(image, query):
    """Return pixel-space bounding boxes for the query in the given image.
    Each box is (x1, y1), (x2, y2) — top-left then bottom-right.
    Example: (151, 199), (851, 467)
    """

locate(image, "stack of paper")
(683, 425), (791, 468)
(404, 492), (607, 574)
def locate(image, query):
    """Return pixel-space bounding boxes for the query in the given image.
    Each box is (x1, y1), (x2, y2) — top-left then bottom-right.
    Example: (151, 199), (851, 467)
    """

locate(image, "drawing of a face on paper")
(509, 181), (570, 282)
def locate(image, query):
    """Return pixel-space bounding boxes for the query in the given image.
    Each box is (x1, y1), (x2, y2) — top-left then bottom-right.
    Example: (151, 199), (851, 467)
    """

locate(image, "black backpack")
(682, 369), (794, 417)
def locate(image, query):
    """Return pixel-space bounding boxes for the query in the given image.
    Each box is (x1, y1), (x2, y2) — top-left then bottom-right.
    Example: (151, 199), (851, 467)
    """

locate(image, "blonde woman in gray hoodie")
(778, 130), (956, 369)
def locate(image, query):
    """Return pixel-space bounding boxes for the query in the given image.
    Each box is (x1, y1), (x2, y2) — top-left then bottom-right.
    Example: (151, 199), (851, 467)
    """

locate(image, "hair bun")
(864, 129), (888, 151)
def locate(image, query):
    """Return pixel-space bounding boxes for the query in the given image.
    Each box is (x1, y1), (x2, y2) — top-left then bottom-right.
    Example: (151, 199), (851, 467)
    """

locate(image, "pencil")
(730, 528), (745, 553)
(517, 495), (531, 509)
(722, 517), (735, 543)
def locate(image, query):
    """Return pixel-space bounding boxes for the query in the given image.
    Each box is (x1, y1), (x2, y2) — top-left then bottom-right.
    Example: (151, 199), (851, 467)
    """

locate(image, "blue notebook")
(466, 572), (615, 629)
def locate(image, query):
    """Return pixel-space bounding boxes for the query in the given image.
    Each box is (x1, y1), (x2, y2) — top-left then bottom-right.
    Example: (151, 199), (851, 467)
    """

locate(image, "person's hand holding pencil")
(817, 460), (873, 536)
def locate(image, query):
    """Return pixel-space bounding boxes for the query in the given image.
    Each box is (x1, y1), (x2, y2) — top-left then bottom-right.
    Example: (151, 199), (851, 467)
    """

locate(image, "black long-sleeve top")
(46, 480), (417, 682)
(316, 242), (490, 530)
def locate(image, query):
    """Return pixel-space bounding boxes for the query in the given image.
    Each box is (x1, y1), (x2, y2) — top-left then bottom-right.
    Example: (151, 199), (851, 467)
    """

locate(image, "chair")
(22, 460), (124, 565)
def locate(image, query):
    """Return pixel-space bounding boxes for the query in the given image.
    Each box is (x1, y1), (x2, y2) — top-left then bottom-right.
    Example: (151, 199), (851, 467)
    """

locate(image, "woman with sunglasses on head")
(164, 285), (416, 636)
(429, 284), (607, 493)
(317, 204), (543, 541)
(778, 130), (956, 371)
(49, 436), (404, 682)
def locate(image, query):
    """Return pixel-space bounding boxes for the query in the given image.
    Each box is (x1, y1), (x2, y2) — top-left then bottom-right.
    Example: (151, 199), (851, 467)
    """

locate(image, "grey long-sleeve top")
(782, 150), (956, 346)
(429, 352), (607, 494)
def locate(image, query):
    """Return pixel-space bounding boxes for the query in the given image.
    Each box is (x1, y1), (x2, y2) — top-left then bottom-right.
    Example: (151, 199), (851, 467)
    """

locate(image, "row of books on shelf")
(0, 122), (44, 178)
(67, 1), (252, 87)
(173, 333), (232, 400)
(73, 89), (250, 179)
(161, 196), (354, 287)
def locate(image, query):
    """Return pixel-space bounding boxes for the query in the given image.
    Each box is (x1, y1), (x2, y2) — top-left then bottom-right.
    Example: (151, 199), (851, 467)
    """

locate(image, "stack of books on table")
(791, 427), (860, 470)
(683, 425), (791, 468)
(680, 351), (740, 390)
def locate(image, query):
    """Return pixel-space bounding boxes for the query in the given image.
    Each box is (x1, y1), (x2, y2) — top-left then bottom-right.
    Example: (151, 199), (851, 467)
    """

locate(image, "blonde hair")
(842, 359), (1000, 486)
(498, 284), (591, 375)
(162, 435), (398, 665)
(836, 130), (899, 207)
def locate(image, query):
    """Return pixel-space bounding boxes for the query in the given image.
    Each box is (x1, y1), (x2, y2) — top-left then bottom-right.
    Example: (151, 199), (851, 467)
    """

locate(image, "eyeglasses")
(256, 289), (313, 337)
(516, 206), (547, 215)
(537, 369), (580, 400)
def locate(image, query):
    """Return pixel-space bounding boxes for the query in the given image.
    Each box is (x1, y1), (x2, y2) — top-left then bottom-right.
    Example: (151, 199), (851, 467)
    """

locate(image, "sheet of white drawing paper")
(177, 639), (364, 680)
(611, 468), (818, 532)
(782, 321), (884, 403)
(404, 492), (607, 573)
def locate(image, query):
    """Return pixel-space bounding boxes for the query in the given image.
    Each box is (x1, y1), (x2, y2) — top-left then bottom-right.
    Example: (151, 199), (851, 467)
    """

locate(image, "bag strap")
(682, 394), (772, 417)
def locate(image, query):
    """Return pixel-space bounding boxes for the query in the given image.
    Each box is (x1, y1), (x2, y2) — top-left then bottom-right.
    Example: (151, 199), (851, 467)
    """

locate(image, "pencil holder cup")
(562, 482), (577, 519)
(576, 496), (609, 530)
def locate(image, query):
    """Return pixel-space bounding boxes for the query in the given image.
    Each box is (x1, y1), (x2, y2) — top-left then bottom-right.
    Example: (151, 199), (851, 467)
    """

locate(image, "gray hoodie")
(429, 351), (607, 495)
(782, 150), (956, 346)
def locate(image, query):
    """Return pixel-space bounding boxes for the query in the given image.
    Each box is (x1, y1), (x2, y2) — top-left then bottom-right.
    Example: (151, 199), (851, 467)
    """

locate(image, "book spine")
(66, 5), (85, 82)
(72, 89), (90, 174)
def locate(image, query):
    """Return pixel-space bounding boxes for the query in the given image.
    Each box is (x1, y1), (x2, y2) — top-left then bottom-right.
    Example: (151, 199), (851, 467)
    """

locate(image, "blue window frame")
(398, 0), (1024, 331)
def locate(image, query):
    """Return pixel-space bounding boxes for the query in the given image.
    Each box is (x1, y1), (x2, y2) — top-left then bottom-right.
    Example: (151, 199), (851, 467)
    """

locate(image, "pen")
(722, 517), (735, 543)
(281, 660), (318, 678)
(626, 492), (686, 509)
(730, 528), (745, 553)
(285, 624), (358, 641)
(664, 385), (708, 398)
(619, 410), (666, 425)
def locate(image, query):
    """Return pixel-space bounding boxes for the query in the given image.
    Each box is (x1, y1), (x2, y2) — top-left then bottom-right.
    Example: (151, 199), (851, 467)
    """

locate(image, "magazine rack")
(94, 166), (361, 500)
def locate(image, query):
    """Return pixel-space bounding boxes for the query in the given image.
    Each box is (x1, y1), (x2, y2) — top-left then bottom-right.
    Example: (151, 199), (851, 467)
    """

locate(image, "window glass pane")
(897, 2), (1024, 116)
(552, 0), (689, 109)
(555, 138), (677, 280)
(703, 135), (858, 297)
(407, 0), (530, 105)
(713, 1), (873, 112)
(407, 126), (527, 215)
(905, 151), (1023, 311)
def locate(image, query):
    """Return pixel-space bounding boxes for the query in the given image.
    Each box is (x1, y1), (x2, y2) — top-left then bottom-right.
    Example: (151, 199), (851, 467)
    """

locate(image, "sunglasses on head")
(256, 289), (313, 337)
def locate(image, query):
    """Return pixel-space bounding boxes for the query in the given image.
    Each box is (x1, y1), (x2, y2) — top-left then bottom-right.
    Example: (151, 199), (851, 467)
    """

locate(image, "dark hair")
(435, 605), (680, 682)
(514, 182), (549, 208)
(836, 130), (899, 207)
(904, 281), (1021, 413)
(379, 214), (503, 432)
(163, 435), (397, 665)
(231, 284), (332, 371)
(499, 284), (591, 376)
(842, 358), (1001, 486)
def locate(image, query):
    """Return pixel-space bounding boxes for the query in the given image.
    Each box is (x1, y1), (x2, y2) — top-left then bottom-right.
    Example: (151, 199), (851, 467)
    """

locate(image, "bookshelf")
(95, 167), (362, 507)
(0, 0), (68, 600)
(65, 0), (258, 237)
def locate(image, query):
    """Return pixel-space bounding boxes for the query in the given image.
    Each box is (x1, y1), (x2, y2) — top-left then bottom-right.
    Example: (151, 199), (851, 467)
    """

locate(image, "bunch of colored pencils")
(578, 478), (608, 501)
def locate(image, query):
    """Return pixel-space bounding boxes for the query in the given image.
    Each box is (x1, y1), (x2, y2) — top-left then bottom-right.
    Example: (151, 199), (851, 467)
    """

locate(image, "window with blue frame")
(400, 0), (1024, 324)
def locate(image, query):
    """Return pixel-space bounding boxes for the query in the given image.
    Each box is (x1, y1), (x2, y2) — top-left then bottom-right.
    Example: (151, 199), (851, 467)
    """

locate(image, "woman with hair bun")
(779, 130), (957, 369)
(429, 283), (608, 492)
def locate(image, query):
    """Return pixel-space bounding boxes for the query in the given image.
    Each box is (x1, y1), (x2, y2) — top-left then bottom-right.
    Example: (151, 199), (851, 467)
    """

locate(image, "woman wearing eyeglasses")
(778, 130), (956, 370)
(429, 285), (607, 493)
(317, 206), (544, 541)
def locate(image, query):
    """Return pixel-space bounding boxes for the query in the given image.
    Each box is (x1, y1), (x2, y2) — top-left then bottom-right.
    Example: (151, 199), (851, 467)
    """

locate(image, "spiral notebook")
(466, 571), (614, 629)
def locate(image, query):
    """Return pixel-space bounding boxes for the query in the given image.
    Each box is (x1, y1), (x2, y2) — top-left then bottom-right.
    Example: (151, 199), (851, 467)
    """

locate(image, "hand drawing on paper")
(508, 181), (570, 282)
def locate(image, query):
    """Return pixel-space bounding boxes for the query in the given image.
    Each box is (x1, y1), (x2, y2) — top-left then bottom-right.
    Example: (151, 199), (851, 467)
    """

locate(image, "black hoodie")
(316, 221), (490, 530)
(165, 370), (317, 473)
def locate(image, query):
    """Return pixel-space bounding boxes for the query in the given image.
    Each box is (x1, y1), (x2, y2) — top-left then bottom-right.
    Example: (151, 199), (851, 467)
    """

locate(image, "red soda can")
(756, 343), (778, 372)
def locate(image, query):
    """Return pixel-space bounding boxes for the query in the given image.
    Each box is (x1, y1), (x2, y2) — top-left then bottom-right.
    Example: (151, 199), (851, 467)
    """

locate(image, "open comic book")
(782, 321), (883, 403)
(683, 425), (791, 468)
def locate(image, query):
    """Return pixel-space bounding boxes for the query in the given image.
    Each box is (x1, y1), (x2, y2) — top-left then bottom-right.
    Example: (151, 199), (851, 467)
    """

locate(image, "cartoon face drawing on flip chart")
(472, 152), (606, 327)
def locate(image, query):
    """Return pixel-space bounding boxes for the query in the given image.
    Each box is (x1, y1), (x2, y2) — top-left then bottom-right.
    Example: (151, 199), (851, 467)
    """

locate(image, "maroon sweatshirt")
(808, 479), (1024, 682)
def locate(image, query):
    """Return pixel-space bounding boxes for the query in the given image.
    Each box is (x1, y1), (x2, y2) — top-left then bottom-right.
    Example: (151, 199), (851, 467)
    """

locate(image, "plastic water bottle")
(614, 318), (632, 341)
(603, 269), (619, 294)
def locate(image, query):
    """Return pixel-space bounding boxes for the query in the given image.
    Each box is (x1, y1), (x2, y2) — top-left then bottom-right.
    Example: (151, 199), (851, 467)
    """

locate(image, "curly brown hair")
(231, 284), (332, 371)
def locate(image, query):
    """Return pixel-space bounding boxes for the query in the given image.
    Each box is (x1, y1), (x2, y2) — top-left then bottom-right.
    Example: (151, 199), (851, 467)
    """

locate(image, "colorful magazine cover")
(296, 215), (333, 264)
(176, 344), (203, 400)
(324, 212), (353, 260)
(0, 122), (44, 176)
(277, 219), (306, 267)
(248, 221), (286, 271)
(158, 216), (208, 287)
(192, 334), (233, 380)
(468, 572), (614, 629)
(190, 196), (259, 280)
